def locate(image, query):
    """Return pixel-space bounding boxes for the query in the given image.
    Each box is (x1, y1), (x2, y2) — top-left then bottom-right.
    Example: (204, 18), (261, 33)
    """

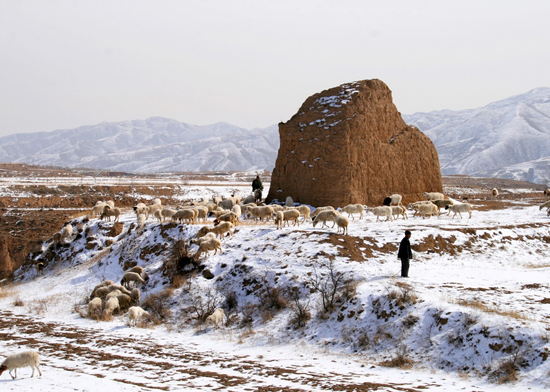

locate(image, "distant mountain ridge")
(1, 88), (550, 183)
(0, 117), (279, 173)
(403, 87), (550, 185)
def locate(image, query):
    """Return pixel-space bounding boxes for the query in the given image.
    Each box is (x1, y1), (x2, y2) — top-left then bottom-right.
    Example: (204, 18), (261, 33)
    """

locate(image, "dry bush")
(0, 286), (17, 300)
(308, 259), (354, 314)
(188, 288), (222, 323)
(142, 290), (174, 322)
(239, 303), (256, 328)
(288, 287), (311, 329)
(379, 346), (413, 369)
(491, 359), (519, 384)
(386, 281), (418, 308)
(13, 297), (24, 307)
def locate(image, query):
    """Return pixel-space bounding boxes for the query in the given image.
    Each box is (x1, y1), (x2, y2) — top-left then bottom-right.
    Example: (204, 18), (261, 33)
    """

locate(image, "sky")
(1, 1), (550, 137)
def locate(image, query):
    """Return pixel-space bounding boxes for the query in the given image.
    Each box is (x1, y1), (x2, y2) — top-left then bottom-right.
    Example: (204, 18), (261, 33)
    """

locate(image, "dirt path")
(0, 310), (448, 391)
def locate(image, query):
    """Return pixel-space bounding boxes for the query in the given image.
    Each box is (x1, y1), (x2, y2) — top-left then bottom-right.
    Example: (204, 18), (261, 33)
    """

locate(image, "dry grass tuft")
(379, 346), (414, 369)
(455, 298), (530, 320)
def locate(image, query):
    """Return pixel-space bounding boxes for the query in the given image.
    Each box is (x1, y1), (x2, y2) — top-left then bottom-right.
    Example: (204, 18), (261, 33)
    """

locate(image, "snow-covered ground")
(1, 187), (549, 391)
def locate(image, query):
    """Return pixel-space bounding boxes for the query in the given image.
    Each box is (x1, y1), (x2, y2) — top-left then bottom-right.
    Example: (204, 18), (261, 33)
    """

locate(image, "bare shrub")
(189, 288), (222, 323)
(288, 286), (311, 329)
(142, 290), (173, 322)
(239, 303), (256, 328)
(13, 297), (24, 307)
(491, 359), (519, 384)
(308, 259), (353, 314)
(386, 281), (418, 308)
(29, 298), (51, 315)
(379, 345), (413, 369)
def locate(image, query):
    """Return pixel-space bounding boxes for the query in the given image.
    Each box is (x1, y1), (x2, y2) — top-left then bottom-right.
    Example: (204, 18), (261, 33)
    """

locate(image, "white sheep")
(205, 308), (225, 328)
(390, 205), (407, 220)
(285, 196), (294, 207)
(215, 211), (239, 225)
(126, 266), (144, 276)
(277, 209), (300, 227)
(492, 188), (499, 198)
(231, 204), (242, 219)
(335, 214), (349, 235)
(446, 203), (473, 219)
(88, 297), (103, 319)
(61, 224), (73, 242)
(340, 204), (364, 220)
(431, 199), (453, 213)
(35, 262), (44, 276)
(195, 237), (222, 259)
(416, 203), (439, 219)
(383, 194), (403, 206)
(128, 306), (151, 327)
(172, 208), (196, 224)
(539, 201), (550, 211)
(366, 206), (393, 222)
(310, 206), (335, 218)
(295, 205), (312, 223)
(194, 205), (209, 222)
(274, 211), (284, 229)
(191, 232), (217, 246)
(0, 350), (42, 379)
(312, 209), (339, 228)
(218, 199), (234, 210)
(91, 201), (107, 217)
(103, 296), (119, 317)
(146, 200), (162, 219)
(121, 272), (146, 289)
(106, 200), (115, 208)
(154, 207), (177, 223)
(137, 213), (146, 231)
(101, 205), (121, 222)
(423, 192), (445, 201)
(133, 202), (147, 216)
(249, 205), (274, 222)
(196, 222), (234, 239)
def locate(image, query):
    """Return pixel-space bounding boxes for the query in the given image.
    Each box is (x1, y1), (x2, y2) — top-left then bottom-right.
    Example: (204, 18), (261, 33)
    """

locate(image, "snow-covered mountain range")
(0, 87), (549, 183)
(403, 87), (550, 185)
(0, 117), (279, 173)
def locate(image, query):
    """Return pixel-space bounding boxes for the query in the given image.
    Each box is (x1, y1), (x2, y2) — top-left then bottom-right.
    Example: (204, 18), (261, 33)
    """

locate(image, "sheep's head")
(0, 364), (6, 376)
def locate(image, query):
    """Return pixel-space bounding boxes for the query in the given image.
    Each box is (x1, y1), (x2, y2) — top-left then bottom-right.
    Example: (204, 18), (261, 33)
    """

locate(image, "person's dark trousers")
(400, 258), (409, 277)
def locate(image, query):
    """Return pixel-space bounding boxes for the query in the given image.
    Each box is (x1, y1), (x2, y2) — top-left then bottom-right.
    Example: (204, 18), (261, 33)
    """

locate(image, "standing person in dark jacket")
(252, 175), (263, 203)
(398, 230), (413, 277)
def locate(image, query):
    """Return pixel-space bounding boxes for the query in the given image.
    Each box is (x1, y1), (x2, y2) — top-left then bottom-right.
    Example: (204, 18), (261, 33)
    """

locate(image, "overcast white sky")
(1, 1), (550, 136)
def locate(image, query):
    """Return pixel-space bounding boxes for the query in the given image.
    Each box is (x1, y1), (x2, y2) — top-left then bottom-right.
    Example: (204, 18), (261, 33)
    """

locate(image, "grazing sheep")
(278, 209), (301, 227)
(492, 188), (499, 198)
(366, 206), (393, 222)
(431, 199), (453, 213)
(208, 222), (234, 238)
(407, 201), (433, 216)
(242, 194), (256, 205)
(218, 199), (234, 210)
(423, 192), (445, 201)
(191, 232), (217, 246)
(383, 194), (403, 206)
(205, 308), (225, 328)
(194, 205), (209, 222)
(130, 288), (141, 305)
(215, 211), (239, 225)
(445, 203), (473, 219)
(126, 266), (144, 276)
(128, 306), (151, 327)
(390, 205), (407, 220)
(539, 201), (550, 211)
(117, 294), (133, 313)
(271, 204), (285, 212)
(107, 284), (132, 296)
(35, 262), (44, 277)
(103, 296), (120, 317)
(312, 209), (339, 228)
(106, 289), (122, 299)
(274, 211), (284, 229)
(172, 208), (197, 224)
(88, 297), (103, 319)
(294, 205), (312, 223)
(285, 196), (294, 207)
(0, 350), (41, 379)
(310, 206), (335, 218)
(254, 188), (262, 203)
(335, 214), (349, 235)
(340, 204), (364, 220)
(121, 272), (146, 289)
(91, 202), (107, 217)
(61, 224), (73, 242)
(195, 237), (222, 259)
(416, 203), (439, 219)
(231, 204), (241, 219)
(101, 205), (121, 222)
(249, 205), (274, 222)
(91, 287), (110, 299)
(137, 214), (146, 231)
(154, 208), (177, 223)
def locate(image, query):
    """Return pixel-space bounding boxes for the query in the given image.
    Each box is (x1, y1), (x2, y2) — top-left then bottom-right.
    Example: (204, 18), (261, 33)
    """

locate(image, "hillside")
(0, 118), (279, 173)
(403, 87), (550, 185)
(0, 175), (549, 390)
